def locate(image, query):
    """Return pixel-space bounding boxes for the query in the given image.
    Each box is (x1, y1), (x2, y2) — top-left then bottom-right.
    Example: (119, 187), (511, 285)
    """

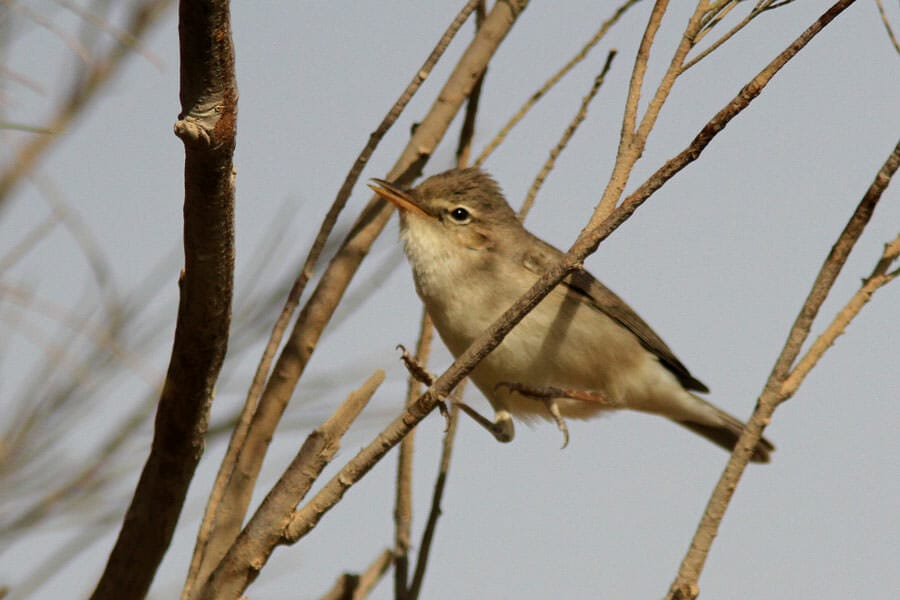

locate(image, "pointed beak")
(368, 178), (433, 218)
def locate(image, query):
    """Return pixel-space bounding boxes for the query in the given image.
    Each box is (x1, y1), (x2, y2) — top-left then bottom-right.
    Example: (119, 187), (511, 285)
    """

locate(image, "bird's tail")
(675, 395), (774, 463)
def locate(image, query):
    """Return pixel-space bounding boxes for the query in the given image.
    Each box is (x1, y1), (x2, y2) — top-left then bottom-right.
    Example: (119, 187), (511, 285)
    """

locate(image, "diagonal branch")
(196, 370), (384, 600)
(281, 0), (845, 551)
(183, 2), (483, 594)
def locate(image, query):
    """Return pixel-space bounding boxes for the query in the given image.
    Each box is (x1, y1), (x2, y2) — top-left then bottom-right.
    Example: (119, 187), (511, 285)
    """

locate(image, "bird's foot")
(456, 403), (515, 443)
(495, 382), (579, 448)
(396, 344), (449, 427)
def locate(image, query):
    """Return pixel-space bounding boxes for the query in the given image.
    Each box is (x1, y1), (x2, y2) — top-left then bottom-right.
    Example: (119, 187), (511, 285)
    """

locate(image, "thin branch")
(281, 0), (842, 552)
(90, 1), (236, 597)
(183, 3), (483, 595)
(682, 1), (797, 72)
(321, 549), (393, 600)
(196, 370), (384, 600)
(0, 0), (173, 210)
(519, 50), (617, 220)
(474, 0), (641, 167)
(354, 548), (394, 600)
(665, 80), (888, 600)
(407, 401), (461, 600)
(393, 314), (433, 600)
(875, 0), (900, 57)
(596, 1), (709, 219)
(782, 231), (900, 396)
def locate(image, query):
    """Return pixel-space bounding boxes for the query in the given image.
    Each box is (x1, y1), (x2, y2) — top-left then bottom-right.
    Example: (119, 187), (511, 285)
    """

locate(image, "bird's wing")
(520, 236), (709, 393)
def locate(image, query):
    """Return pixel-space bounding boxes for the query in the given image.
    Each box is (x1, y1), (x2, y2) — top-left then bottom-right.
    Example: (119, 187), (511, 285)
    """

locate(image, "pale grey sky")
(2, 2), (899, 599)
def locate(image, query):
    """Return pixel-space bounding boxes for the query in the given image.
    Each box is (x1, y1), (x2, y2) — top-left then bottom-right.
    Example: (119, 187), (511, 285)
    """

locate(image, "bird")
(369, 167), (773, 462)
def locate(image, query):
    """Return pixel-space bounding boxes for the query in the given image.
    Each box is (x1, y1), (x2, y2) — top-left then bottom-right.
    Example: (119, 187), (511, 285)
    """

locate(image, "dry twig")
(519, 50), (617, 220)
(474, 0), (640, 167)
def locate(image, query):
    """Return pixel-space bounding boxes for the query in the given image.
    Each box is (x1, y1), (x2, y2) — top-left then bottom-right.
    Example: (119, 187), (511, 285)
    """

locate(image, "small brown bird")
(370, 168), (773, 462)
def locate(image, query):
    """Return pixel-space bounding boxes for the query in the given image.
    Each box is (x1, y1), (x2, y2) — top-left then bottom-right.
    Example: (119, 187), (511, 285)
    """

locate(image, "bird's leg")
(456, 403), (515, 443)
(396, 344), (450, 425)
(497, 382), (614, 406)
(495, 383), (615, 449)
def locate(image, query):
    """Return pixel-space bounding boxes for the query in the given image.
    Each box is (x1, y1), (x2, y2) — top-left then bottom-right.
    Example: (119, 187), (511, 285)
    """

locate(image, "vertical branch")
(90, 1), (237, 598)
(392, 314), (433, 600)
(406, 400), (461, 600)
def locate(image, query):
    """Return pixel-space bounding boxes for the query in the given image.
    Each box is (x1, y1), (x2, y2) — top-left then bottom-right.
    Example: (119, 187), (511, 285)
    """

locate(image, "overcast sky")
(2, 2), (899, 599)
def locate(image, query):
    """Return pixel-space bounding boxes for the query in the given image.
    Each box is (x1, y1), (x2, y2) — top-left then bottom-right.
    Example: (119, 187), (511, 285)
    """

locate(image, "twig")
(281, 0), (843, 553)
(196, 370), (384, 600)
(0, 0), (172, 209)
(782, 231), (900, 397)
(321, 549), (393, 600)
(183, 3), (483, 595)
(393, 314), (433, 600)
(474, 0), (641, 167)
(682, 1), (797, 72)
(90, 1), (236, 598)
(407, 401), (461, 600)
(519, 50), (617, 220)
(875, 0), (900, 57)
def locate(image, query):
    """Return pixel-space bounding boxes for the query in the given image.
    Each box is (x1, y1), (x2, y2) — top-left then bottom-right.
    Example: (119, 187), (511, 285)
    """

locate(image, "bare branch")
(0, 0), (173, 210)
(90, 1), (236, 597)
(519, 50), (617, 220)
(321, 549), (393, 600)
(407, 401), (461, 600)
(783, 231), (900, 397)
(196, 370), (384, 600)
(875, 0), (900, 57)
(474, 0), (640, 167)
(393, 314), (433, 600)
(665, 80), (889, 600)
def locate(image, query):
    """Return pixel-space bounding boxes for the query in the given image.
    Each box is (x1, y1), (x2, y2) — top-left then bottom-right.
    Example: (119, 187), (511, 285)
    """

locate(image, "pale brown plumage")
(370, 168), (773, 462)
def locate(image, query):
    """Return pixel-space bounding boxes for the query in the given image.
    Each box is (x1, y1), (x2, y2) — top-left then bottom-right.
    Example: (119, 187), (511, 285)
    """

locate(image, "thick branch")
(90, 1), (237, 598)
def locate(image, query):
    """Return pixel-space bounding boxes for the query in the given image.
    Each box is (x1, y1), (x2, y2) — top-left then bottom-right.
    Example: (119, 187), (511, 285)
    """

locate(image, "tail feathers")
(677, 420), (774, 463)
(676, 397), (775, 463)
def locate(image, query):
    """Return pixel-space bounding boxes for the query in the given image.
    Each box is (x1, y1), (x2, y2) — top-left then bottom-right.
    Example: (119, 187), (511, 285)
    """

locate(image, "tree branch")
(196, 371), (384, 600)
(90, 1), (237, 598)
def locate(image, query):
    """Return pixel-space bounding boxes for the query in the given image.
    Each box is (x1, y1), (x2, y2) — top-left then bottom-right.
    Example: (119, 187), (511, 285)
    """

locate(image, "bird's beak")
(368, 178), (433, 218)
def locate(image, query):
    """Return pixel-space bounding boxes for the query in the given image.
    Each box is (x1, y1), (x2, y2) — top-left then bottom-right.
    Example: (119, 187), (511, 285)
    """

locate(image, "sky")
(2, 2), (899, 599)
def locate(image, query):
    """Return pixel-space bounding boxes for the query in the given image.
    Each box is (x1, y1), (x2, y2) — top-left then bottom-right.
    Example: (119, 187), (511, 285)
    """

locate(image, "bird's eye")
(449, 207), (470, 223)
